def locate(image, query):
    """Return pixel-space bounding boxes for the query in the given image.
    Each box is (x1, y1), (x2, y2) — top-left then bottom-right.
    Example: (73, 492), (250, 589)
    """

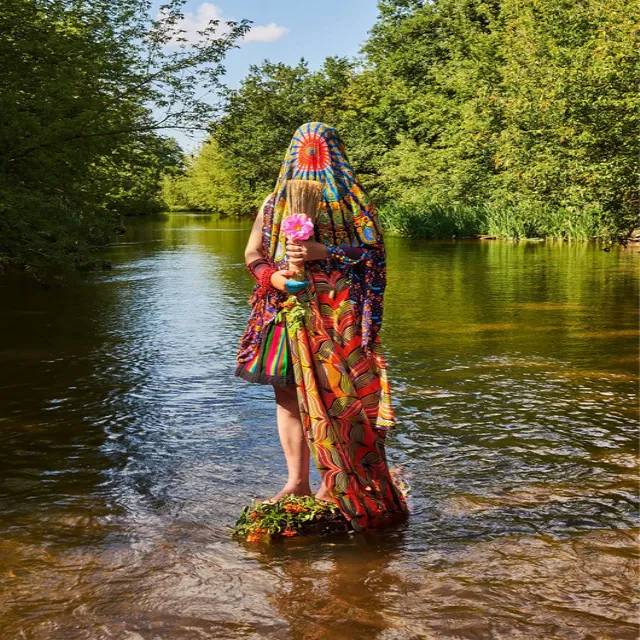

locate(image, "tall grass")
(379, 201), (609, 241)
(379, 202), (487, 239)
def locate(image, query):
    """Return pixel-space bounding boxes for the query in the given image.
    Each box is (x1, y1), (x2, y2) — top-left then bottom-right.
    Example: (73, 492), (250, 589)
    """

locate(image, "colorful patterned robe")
(236, 123), (408, 532)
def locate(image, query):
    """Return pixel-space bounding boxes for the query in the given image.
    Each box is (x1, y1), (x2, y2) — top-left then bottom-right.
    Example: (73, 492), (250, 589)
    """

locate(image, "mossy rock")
(232, 494), (352, 542)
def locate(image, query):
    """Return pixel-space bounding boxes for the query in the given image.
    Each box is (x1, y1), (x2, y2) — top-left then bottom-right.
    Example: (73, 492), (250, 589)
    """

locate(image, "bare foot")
(260, 483), (312, 504)
(314, 483), (333, 502)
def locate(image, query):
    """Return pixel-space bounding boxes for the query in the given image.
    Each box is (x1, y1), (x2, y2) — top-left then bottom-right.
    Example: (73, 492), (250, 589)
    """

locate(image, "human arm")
(244, 207), (266, 267)
(244, 203), (293, 293)
(285, 240), (369, 269)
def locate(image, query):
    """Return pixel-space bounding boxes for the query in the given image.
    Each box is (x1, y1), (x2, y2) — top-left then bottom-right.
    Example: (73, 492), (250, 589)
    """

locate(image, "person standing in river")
(235, 122), (407, 532)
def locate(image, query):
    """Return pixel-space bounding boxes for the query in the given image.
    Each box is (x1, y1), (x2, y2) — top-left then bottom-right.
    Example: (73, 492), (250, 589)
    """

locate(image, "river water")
(0, 213), (638, 639)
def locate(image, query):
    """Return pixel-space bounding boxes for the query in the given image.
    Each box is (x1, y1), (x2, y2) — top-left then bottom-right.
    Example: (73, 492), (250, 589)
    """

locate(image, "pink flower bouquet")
(282, 213), (314, 242)
(281, 213), (314, 289)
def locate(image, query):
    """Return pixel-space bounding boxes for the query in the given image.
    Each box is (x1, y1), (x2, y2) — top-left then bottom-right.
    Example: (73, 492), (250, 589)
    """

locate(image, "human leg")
(262, 384), (312, 503)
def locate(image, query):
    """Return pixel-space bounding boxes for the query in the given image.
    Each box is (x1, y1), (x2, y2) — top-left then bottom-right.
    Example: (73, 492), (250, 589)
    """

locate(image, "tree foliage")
(168, 58), (359, 213)
(0, 0), (248, 274)
(168, 0), (638, 242)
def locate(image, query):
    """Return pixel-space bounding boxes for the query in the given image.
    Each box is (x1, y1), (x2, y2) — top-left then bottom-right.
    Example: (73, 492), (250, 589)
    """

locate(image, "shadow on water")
(0, 213), (637, 639)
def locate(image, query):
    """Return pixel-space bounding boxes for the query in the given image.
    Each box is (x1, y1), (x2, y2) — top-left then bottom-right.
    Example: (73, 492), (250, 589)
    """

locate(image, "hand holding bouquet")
(282, 213), (315, 272)
(281, 213), (314, 294)
(278, 179), (323, 308)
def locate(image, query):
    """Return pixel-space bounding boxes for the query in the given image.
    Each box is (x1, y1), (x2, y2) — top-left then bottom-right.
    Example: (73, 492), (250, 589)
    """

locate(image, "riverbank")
(378, 201), (638, 243)
(160, 205), (639, 245)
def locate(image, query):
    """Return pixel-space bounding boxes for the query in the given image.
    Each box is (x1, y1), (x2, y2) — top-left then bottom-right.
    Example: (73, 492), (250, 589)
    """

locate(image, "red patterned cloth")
(289, 268), (408, 531)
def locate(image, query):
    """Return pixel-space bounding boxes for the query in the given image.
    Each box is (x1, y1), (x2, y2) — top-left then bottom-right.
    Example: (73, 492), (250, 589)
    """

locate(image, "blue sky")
(160, 1), (380, 149)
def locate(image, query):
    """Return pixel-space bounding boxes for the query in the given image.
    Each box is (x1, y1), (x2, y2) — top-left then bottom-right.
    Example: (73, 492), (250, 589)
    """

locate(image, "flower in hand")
(282, 213), (314, 242)
(281, 214), (317, 291)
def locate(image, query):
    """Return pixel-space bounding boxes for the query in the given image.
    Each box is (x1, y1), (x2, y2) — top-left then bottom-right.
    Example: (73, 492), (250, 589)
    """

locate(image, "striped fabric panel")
(242, 321), (289, 378)
(263, 323), (289, 377)
(244, 351), (261, 375)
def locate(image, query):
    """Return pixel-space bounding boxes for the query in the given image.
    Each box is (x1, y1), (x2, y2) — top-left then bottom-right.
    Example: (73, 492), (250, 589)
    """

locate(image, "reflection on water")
(0, 213), (638, 639)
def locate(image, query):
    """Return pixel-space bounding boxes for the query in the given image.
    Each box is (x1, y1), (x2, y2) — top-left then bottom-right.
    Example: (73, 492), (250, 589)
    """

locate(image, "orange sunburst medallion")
(294, 130), (331, 174)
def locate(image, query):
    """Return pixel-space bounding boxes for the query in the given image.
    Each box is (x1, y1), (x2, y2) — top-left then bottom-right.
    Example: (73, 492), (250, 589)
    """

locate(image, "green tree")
(493, 0), (639, 240)
(165, 0), (638, 242)
(165, 57), (359, 212)
(363, 0), (638, 239)
(0, 0), (248, 275)
(163, 138), (250, 214)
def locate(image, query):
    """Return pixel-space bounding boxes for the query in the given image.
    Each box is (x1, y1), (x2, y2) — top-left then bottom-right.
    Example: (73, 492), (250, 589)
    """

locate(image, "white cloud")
(242, 22), (290, 44)
(177, 3), (224, 43)
(168, 3), (288, 45)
